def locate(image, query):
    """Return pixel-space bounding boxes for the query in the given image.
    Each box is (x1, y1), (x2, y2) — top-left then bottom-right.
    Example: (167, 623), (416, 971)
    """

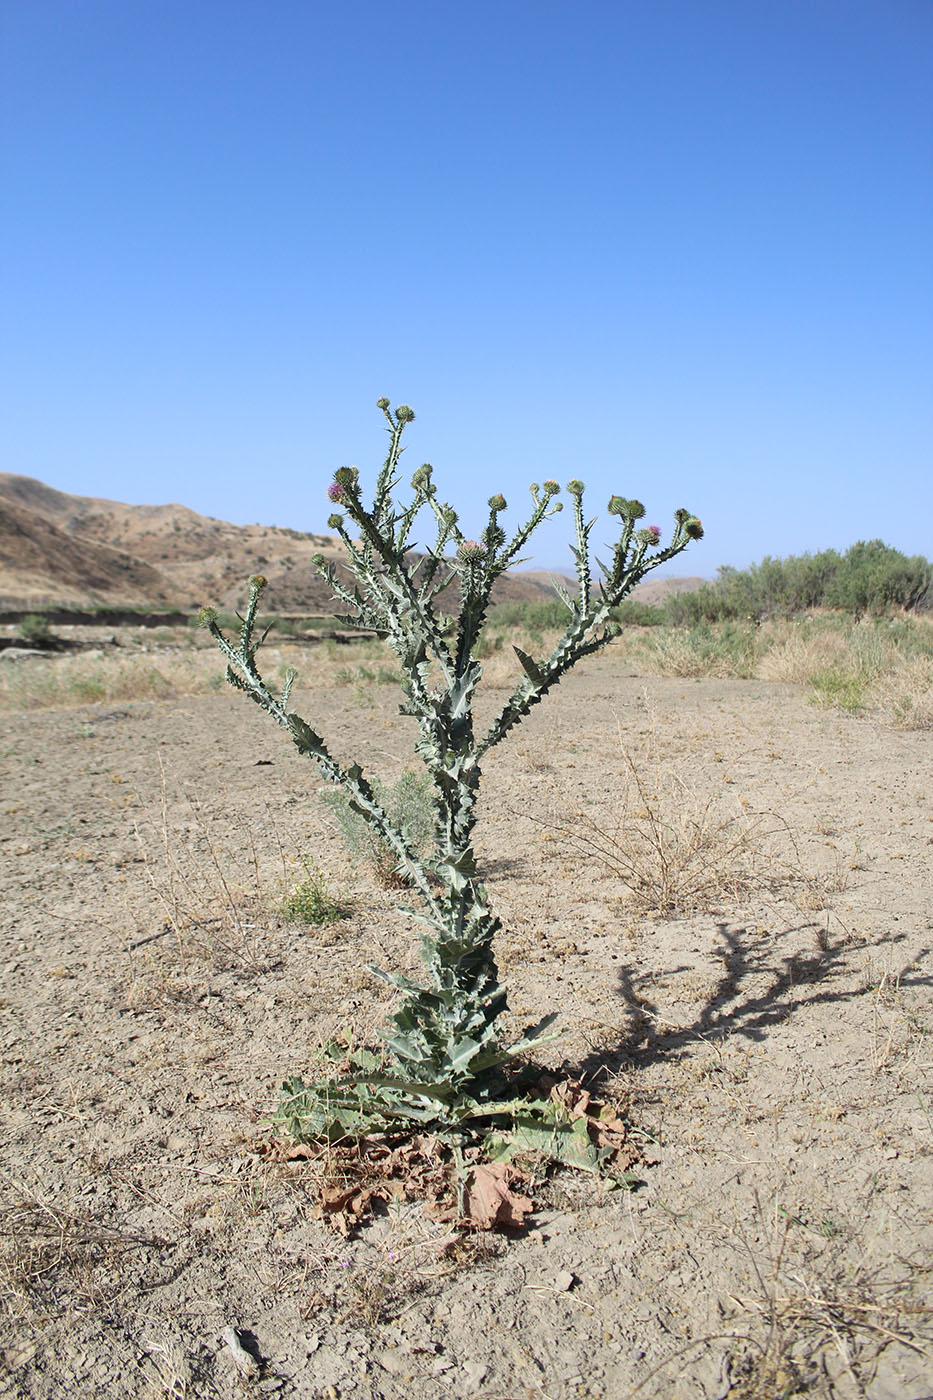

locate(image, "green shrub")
(610, 599), (667, 627)
(486, 598), (569, 631)
(322, 768), (434, 888)
(662, 543), (930, 624)
(18, 614), (51, 644)
(824, 540), (931, 618)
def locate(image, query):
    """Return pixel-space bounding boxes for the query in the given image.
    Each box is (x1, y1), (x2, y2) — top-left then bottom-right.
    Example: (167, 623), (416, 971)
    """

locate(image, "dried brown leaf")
(463, 1162), (533, 1231)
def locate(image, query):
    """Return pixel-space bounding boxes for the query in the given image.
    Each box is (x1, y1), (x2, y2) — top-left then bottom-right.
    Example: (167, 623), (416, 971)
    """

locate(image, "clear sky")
(2, 0), (931, 576)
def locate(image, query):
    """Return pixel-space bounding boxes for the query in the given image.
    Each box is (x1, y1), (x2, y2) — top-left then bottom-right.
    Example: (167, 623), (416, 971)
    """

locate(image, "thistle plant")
(201, 400), (702, 1152)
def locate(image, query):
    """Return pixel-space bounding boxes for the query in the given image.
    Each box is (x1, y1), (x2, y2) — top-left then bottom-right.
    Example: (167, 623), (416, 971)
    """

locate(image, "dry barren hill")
(0, 495), (177, 609)
(0, 473), (705, 616)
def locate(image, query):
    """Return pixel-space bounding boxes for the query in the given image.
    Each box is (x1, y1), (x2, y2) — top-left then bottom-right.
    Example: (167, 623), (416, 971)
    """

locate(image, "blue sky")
(2, 1), (930, 576)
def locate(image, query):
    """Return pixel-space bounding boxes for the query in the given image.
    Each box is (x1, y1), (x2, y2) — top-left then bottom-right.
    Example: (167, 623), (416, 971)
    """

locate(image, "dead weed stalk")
(133, 760), (289, 970)
(721, 1189), (933, 1399)
(0, 1183), (162, 1325)
(542, 744), (789, 918)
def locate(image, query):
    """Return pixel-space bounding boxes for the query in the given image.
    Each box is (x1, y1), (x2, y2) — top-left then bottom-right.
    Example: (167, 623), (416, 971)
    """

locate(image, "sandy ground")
(1, 643), (931, 1399)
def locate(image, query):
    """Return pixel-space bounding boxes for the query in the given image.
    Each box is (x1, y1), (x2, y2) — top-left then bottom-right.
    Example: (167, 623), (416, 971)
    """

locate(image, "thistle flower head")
(607, 495), (628, 516)
(395, 404), (415, 423)
(248, 574), (267, 592)
(684, 516), (704, 539)
(637, 526), (662, 548)
(488, 493), (507, 512)
(328, 513), (345, 531)
(566, 478), (585, 496)
(333, 466), (358, 487)
(326, 481), (345, 503)
(457, 539), (485, 564)
(411, 463), (433, 492)
(482, 524), (506, 550)
(196, 605), (218, 629)
(628, 499), (646, 520)
(646, 524), (662, 544)
(442, 508), (458, 528)
(543, 479), (560, 497)
(376, 396), (390, 410)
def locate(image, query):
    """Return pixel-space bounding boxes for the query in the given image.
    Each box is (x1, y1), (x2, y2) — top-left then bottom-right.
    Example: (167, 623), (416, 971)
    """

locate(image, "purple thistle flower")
(646, 524), (661, 544)
(327, 481), (345, 503)
(457, 539), (485, 563)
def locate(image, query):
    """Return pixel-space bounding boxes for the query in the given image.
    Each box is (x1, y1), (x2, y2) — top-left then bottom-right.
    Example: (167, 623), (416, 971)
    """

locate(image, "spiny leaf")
(513, 646), (543, 683)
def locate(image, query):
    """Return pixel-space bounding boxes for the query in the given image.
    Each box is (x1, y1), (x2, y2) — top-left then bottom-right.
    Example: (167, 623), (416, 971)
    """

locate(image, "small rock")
(221, 1327), (261, 1379)
(378, 1352), (408, 1376)
(554, 1269), (577, 1292)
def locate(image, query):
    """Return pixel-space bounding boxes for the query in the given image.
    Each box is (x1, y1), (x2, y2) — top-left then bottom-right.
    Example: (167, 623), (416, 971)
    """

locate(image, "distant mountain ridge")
(0, 473), (706, 615)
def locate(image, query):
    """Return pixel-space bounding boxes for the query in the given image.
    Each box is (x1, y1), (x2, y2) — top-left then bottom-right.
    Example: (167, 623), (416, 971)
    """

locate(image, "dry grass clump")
(0, 1189), (158, 1325)
(626, 621), (761, 679)
(133, 769), (318, 969)
(545, 747), (785, 917)
(625, 612), (933, 725)
(866, 654), (933, 729)
(755, 623), (854, 684)
(0, 650), (226, 711)
(759, 617), (933, 722)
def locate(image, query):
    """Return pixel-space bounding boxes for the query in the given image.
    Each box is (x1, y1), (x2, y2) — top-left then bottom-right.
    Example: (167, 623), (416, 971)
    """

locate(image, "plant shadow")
(566, 920), (931, 1082)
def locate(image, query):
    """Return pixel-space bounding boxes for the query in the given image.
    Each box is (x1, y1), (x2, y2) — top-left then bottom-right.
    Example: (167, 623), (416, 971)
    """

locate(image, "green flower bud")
(607, 495), (628, 516)
(311, 553), (325, 568)
(376, 396), (390, 410)
(482, 524), (506, 550)
(684, 517), (704, 539)
(328, 513), (345, 530)
(334, 465), (358, 487)
(566, 479), (585, 496)
(442, 508), (458, 527)
(411, 463), (433, 491)
(488, 493), (507, 512)
(542, 479), (560, 496)
(628, 499), (646, 520)
(395, 404), (415, 422)
(196, 605), (218, 629)
(457, 539), (485, 564)
(674, 507), (690, 523)
(248, 574), (267, 592)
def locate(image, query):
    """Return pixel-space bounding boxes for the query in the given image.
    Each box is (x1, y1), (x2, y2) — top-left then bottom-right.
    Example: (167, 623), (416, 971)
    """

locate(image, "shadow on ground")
(569, 920), (930, 1082)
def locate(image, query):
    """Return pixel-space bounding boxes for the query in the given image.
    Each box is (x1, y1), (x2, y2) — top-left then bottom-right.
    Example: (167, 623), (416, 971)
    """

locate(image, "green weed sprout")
(202, 400), (702, 1154)
(280, 864), (348, 925)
